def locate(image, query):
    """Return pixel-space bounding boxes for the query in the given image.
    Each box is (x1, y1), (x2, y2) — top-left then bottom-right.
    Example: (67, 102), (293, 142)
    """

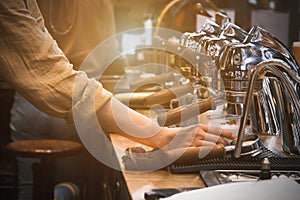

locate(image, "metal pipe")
(234, 59), (300, 158)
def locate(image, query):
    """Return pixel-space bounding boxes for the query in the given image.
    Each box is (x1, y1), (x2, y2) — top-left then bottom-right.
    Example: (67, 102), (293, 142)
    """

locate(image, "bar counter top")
(110, 133), (205, 200)
(111, 130), (297, 199)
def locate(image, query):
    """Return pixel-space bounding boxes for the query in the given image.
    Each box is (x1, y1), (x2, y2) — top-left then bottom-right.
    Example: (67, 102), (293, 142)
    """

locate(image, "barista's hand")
(189, 124), (236, 146)
(154, 124), (236, 149)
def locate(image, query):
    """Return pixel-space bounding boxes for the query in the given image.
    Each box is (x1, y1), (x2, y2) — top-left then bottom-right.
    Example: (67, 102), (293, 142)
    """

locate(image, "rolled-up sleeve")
(0, 0), (112, 122)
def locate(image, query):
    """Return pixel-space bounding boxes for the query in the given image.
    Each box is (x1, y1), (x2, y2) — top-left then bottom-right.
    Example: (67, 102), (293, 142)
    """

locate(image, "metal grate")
(169, 148), (300, 174)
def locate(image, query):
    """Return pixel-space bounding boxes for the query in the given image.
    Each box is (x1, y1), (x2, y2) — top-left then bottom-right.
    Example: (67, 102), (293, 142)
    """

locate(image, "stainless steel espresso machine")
(133, 7), (300, 157)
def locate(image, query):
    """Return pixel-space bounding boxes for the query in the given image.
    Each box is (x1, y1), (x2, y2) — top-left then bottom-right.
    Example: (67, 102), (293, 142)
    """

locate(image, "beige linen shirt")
(0, 0), (112, 121)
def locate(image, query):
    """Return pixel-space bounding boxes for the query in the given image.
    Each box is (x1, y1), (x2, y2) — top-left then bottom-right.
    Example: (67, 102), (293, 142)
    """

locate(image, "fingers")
(190, 139), (221, 147)
(194, 131), (229, 146)
(175, 124), (237, 148)
(188, 124), (237, 147)
(198, 124), (237, 140)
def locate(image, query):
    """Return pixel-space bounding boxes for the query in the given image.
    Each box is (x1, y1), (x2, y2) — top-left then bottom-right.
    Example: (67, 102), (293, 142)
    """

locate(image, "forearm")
(97, 96), (171, 148)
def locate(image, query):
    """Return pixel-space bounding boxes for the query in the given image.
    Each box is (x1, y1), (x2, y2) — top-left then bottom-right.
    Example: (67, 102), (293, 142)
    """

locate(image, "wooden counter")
(110, 134), (205, 200)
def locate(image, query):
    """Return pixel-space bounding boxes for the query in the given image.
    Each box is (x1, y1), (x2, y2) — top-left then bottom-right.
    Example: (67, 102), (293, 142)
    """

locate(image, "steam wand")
(233, 59), (300, 158)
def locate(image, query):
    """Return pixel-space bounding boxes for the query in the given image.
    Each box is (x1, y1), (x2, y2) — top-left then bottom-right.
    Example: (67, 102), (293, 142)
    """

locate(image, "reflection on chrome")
(234, 59), (300, 157)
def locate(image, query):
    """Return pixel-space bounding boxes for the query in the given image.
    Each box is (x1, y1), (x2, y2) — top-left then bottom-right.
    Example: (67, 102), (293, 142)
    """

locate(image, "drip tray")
(200, 169), (300, 187)
(169, 147), (300, 174)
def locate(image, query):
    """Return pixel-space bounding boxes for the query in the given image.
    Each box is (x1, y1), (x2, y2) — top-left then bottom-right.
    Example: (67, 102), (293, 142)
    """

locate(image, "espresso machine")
(193, 21), (300, 156)
(136, 6), (300, 157)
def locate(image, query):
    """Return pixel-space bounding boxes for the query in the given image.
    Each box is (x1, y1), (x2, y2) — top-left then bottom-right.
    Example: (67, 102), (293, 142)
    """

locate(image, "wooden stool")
(4, 139), (83, 200)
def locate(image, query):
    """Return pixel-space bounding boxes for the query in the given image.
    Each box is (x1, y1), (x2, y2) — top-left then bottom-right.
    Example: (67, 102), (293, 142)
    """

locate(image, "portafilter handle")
(157, 97), (216, 127)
